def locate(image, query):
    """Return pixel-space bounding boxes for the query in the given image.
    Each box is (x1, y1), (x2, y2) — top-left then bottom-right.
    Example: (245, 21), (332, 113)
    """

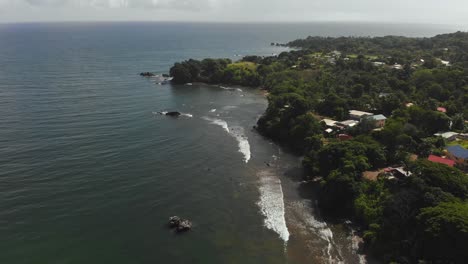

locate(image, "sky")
(0, 0), (468, 25)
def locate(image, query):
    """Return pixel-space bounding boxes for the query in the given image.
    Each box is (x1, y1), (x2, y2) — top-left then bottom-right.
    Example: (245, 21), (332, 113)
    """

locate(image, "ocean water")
(0, 22), (458, 264)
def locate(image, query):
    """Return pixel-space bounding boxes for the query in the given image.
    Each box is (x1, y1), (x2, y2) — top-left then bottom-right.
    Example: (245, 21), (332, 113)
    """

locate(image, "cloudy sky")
(0, 0), (467, 25)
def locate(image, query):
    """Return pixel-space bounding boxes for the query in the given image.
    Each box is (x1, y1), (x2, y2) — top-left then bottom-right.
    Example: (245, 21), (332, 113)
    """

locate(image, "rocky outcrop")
(168, 216), (192, 232)
(168, 216), (181, 228)
(165, 111), (181, 117)
(176, 219), (192, 232)
(140, 72), (155, 77)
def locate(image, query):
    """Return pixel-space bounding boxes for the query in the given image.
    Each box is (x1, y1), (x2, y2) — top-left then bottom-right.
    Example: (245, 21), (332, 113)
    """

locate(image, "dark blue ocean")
(0, 22), (459, 264)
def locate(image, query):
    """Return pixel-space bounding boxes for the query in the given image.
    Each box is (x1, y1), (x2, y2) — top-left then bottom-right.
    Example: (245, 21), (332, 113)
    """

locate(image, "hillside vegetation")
(170, 32), (468, 263)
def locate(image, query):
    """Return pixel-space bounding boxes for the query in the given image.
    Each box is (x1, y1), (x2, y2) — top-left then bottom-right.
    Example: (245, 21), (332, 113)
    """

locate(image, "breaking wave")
(181, 113), (193, 118)
(202, 117), (251, 163)
(289, 200), (343, 263)
(257, 170), (290, 243)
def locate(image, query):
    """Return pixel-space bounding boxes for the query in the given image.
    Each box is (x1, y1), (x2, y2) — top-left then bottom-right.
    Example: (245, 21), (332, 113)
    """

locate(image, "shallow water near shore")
(0, 22), (456, 263)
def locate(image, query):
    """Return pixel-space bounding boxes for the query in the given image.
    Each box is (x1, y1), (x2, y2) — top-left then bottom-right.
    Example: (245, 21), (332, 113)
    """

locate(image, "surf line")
(202, 116), (251, 163)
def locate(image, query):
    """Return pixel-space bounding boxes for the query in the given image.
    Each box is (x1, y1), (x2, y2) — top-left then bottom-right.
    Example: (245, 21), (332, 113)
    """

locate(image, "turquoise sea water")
(0, 22), (459, 264)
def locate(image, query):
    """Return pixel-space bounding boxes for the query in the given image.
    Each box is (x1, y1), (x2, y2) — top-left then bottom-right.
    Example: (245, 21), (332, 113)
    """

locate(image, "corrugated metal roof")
(428, 155), (456, 167)
(447, 145), (468, 159)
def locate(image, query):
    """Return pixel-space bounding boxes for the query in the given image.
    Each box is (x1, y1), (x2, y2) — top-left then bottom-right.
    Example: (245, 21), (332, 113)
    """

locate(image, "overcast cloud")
(0, 0), (467, 25)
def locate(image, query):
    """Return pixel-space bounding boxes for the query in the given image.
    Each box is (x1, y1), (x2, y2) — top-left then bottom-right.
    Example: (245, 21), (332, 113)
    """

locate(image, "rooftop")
(447, 145), (468, 159)
(428, 155), (456, 167)
(369, 114), (387, 121)
(434, 132), (459, 139)
(437, 107), (447, 113)
(338, 120), (359, 127)
(349, 110), (373, 117)
(322, 118), (337, 127)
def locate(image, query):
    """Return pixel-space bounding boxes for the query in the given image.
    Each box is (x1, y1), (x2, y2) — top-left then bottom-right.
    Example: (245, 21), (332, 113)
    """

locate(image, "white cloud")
(0, 0), (467, 24)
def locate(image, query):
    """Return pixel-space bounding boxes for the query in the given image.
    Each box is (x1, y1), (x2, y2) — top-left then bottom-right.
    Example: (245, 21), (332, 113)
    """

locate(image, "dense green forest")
(170, 32), (468, 263)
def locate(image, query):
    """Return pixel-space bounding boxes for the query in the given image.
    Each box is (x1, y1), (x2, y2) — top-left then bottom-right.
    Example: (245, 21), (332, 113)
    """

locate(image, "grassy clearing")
(447, 139), (468, 148)
(228, 61), (257, 71)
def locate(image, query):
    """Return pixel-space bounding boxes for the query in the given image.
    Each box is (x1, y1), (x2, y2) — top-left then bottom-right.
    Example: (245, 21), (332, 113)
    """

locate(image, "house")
(446, 145), (468, 169)
(373, 62), (385, 67)
(437, 107), (447, 113)
(406, 102), (414, 108)
(368, 114), (387, 128)
(427, 155), (456, 167)
(440, 60), (451, 66)
(384, 167), (412, 178)
(337, 120), (360, 128)
(349, 110), (373, 120)
(330, 50), (342, 57)
(322, 118), (338, 127)
(338, 134), (353, 141)
(434, 132), (459, 141)
(391, 64), (403, 70)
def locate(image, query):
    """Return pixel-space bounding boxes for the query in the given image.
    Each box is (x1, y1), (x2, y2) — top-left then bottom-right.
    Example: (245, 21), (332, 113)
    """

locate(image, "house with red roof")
(437, 107), (447, 113)
(427, 155), (455, 167)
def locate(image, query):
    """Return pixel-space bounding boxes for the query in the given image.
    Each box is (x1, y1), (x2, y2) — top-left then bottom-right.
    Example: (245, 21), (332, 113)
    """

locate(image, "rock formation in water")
(165, 111), (181, 117)
(140, 72), (155, 77)
(168, 216), (192, 232)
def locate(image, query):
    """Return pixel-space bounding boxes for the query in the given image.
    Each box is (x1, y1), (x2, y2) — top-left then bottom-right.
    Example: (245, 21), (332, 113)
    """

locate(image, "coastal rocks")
(168, 216), (181, 228)
(140, 72), (155, 77)
(168, 216), (192, 233)
(165, 111), (181, 117)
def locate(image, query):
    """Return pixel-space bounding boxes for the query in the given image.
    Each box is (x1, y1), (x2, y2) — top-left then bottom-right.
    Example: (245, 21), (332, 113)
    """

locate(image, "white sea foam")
(219, 86), (233, 90)
(257, 172), (290, 243)
(236, 88), (243, 92)
(231, 126), (251, 163)
(203, 117), (230, 133)
(348, 224), (367, 264)
(222, 106), (238, 110)
(202, 117), (251, 163)
(289, 200), (342, 263)
(181, 113), (193, 118)
(209, 109), (217, 113)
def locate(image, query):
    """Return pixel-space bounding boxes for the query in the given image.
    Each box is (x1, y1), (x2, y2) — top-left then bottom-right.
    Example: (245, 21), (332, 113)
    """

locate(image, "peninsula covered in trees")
(169, 32), (468, 263)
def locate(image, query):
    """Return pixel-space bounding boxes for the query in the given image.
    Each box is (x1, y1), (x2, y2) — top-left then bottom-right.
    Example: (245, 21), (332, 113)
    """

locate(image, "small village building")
(427, 155), (456, 167)
(330, 50), (342, 57)
(440, 60), (451, 66)
(406, 102), (414, 108)
(434, 132), (459, 141)
(368, 114), (387, 128)
(437, 107), (447, 113)
(349, 110), (373, 120)
(384, 167), (413, 178)
(337, 120), (360, 128)
(322, 119), (338, 127)
(373, 62), (385, 67)
(446, 145), (468, 169)
(338, 134), (353, 141)
(391, 64), (403, 70)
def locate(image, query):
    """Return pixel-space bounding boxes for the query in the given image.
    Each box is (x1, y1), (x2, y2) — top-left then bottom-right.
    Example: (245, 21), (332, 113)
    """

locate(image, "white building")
(349, 110), (373, 120)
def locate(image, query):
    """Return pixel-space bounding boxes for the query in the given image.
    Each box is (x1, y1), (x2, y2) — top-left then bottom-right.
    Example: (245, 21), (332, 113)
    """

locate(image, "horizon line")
(0, 20), (465, 28)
